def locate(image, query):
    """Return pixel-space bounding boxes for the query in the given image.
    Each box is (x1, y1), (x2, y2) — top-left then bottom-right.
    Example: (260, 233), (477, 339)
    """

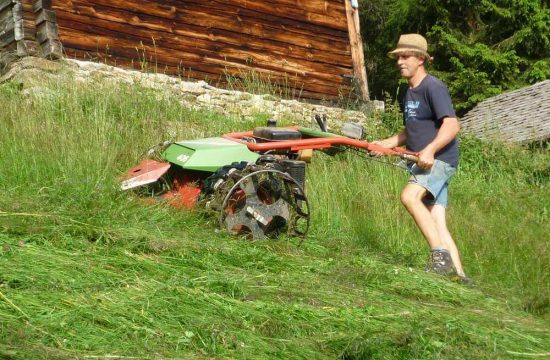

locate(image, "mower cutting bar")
(223, 127), (418, 160)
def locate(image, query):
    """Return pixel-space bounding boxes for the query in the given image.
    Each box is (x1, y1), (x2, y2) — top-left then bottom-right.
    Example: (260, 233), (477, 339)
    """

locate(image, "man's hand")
(417, 145), (436, 169)
(416, 117), (460, 170)
(369, 139), (395, 157)
(370, 131), (407, 157)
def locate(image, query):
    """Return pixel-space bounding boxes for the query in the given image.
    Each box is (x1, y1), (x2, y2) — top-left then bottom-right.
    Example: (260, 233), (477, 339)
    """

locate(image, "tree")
(360, 0), (549, 114)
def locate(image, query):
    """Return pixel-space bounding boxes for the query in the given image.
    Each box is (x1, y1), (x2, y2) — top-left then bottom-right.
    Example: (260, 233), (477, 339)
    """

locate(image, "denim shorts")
(408, 160), (456, 207)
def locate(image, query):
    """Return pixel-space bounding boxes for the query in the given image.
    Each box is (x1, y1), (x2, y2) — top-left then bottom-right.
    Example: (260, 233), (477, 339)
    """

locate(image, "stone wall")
(0, 56), (383, 133)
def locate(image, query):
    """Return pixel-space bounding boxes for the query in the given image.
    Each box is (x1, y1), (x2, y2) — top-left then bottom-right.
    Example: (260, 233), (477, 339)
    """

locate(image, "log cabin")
(0, 0), (369, 101)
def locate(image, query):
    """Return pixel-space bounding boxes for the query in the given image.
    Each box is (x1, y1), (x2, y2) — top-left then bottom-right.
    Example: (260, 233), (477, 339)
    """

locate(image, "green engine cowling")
(162, 137), (260, 172)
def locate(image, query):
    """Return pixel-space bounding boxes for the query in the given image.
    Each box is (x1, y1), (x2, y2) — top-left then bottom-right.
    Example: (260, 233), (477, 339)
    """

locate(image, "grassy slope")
(0, 77), (548, 359)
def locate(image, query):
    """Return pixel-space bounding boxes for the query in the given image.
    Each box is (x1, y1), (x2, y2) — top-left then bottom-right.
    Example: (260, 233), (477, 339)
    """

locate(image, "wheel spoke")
(239, 176), (258, 196)
(220, 169), (310, 240)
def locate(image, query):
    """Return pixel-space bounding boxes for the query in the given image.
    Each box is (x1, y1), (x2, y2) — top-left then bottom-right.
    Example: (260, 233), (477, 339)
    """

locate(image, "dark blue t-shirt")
(403, 75), (459, 167)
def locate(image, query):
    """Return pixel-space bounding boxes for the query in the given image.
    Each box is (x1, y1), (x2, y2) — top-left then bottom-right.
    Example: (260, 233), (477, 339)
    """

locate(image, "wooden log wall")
(49, 0), (360, 100)
(0, 0), (35, 56)
(34, 0), (62, 58)
(0, 0), (62, 58)
(16, 0), (38, 55)
(0, 0), (16, 52)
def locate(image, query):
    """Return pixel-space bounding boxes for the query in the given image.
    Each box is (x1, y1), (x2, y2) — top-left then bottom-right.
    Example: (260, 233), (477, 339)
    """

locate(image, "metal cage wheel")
(219, 169), (309, 241)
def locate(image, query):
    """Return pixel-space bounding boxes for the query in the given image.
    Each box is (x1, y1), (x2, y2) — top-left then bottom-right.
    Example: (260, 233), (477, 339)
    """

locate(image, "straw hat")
(387, 34), (432, 60)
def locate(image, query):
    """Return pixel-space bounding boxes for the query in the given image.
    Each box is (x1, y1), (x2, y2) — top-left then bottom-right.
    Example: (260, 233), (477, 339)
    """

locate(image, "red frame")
(223, 126), (418, 158)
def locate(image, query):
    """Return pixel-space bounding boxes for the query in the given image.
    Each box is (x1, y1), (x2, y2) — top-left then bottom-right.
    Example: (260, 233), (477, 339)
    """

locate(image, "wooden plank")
(36, 19), (57, 43)
(55, 20), (350, 87)
(33, 0), (51, 12)
(176, 2), (349, 50)
(59, 35), (272, 85)
(16, 38), (38, 55)
(54, 8), (353, 76)
(63, 47), (341, 100)
(61, 0), (349, 46)
(52, 0), (351, 56)
(0, 17), (14, 35)
(53, 7), (351, 67)
(52, 11), (352, 72)
(0, 25), (15, 47)
(12, 2), (21, 21)
(24, 18), (35, 37)
(0, 6), (13, 26)
(179, 0), (348, 39)
(50, 0), (355, 99)
(21, 0), (34, 14)
(13, 18), (22, 40)
(63, 47), (218, 79)
(344, 0), (369, 100)
(58, 28), (273, 78)
(12, 0), (37, 45)
(2, 39), (16, 50)
(52, 5), (352, 74)
(14, 18), (35, 40)
(58, 28), (348, 96)
(223, 0), (347, 19)
(36, 8), (55, 24)
(58, 25), (349, 91)
(55, 0), (347, 31)
(40, 38), (62, 58)
(0, 0), (14, 13)
(196, 0), (348, 31)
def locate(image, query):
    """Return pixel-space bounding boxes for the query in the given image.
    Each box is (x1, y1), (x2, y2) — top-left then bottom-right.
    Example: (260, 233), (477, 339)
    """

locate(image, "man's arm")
(417, 117), (460, 169)
(371, 129), (407, 154)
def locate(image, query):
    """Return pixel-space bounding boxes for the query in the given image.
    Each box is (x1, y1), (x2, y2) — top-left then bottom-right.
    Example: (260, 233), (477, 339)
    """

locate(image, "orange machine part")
(161, 173), (203, 209)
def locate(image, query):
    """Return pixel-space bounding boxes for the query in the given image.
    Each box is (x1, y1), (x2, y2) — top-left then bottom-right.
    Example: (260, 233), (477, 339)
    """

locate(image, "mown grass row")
(0, 76), (548, 358)
(1, 234), (548, 359)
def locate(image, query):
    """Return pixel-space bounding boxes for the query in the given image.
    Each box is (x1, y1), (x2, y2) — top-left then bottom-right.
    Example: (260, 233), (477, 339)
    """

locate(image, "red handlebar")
(222, 127), (419, 160)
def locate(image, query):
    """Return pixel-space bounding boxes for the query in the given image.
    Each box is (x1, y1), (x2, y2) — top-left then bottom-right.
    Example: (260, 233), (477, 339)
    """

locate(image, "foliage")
(359, 0), (550, 114)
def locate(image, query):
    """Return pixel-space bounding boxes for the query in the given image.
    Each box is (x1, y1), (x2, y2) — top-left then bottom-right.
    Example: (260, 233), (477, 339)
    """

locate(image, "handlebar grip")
(400, 153), (420, 163)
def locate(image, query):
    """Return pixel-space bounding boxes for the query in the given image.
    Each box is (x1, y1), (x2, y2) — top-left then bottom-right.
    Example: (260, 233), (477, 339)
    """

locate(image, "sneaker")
(425, 249), (457, 276)
(457, 275), (475, 287)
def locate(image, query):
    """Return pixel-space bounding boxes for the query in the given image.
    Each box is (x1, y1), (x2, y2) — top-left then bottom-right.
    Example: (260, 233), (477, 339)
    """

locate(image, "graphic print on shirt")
(405, 100), (420, 118)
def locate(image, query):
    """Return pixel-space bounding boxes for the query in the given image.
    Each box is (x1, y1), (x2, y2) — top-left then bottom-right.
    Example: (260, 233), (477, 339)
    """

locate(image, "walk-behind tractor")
(121, 116), (419, 240)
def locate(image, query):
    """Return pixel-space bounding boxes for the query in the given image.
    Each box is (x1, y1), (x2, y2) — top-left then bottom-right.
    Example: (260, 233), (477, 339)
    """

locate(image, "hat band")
(395, 44), (428, 53)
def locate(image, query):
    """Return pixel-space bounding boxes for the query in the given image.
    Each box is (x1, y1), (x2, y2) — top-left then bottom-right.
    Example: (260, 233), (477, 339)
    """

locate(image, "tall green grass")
(223, 67), (304, 101)
(308, 145), (549, 312)
(0, 77), (548, 358)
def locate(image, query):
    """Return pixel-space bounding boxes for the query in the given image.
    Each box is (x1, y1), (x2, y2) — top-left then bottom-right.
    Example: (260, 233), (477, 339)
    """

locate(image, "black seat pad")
(252, 127), (302, 141)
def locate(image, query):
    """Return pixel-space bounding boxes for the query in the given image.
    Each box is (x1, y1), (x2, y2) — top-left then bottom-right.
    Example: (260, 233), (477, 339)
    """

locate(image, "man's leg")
(400, 183), (444, 249)
(427, 204), (465, 277)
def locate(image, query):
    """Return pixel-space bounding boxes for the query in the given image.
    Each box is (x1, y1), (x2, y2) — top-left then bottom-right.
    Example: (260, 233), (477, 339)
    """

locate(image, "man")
(372, 34), (470, 284)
